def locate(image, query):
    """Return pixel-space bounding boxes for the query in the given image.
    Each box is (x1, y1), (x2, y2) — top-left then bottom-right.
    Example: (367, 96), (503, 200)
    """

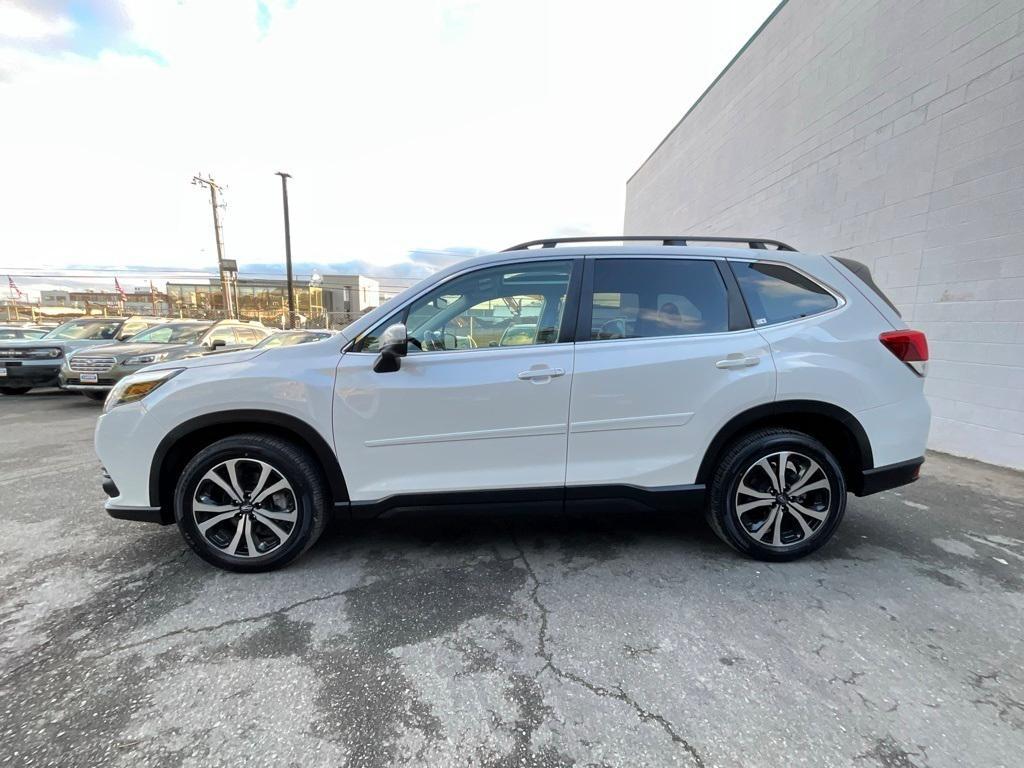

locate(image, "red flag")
(114, 277), (127, 301)
(7, 275), (23, 300)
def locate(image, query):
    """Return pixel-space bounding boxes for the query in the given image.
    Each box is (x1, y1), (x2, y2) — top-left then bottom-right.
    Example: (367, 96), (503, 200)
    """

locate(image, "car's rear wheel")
(706, 429), (846, 561)
(174, 434), (328, 572)
(0, 387), (32, 395)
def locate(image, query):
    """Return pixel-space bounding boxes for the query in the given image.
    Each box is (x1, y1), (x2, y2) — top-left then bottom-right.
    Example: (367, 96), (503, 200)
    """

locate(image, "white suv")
(94, 236), (931, 572)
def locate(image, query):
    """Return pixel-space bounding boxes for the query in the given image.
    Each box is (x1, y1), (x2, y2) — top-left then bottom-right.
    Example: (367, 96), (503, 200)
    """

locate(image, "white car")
(95, 236), (930, 572)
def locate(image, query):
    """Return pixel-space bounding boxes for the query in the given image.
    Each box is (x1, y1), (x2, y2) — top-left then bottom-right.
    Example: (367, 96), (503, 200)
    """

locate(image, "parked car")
(61, 319), (272, 400)
(252, 330), (335, 349)
(0, 325), (48, 340)
(0, 316), (166, 395)
(94, 235), (930, 572)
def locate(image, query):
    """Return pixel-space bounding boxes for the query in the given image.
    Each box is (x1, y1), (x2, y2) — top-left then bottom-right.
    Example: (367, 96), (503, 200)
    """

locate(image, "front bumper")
(60, 361), (138, 390)
(63, 382), (114, 394)
(0, 361), (61, 387)
(101, 467), (166, 523)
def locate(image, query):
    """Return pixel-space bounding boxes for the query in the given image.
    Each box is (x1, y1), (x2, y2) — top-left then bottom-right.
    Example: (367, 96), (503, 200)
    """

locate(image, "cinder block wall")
(625, 0), (1024, 469)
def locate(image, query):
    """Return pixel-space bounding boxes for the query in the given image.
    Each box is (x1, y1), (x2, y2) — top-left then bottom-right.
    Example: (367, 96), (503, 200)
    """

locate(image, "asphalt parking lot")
(1, 391), (1022, 767)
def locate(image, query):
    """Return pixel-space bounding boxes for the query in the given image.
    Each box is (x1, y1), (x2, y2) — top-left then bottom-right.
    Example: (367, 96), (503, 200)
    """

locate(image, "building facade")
(165, 274), (380, 328)
(625, 0), (1024, 469)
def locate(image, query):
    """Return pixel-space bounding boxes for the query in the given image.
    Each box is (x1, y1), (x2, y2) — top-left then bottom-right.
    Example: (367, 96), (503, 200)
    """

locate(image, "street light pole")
(275, 171), (296, 329)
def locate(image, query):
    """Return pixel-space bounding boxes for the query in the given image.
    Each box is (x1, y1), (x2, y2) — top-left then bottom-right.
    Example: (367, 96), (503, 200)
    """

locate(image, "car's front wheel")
(706, 429), (846, 561)
(81, 391), (107, 401)
(0, 387), (32, 395)
(174, 434), (328, 572)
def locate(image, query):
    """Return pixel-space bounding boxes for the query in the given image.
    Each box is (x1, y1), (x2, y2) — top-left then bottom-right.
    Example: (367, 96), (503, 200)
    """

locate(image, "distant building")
(164, 274), (380, 327)
(63, 290), (168, 316)
(40, 290), (71, 305)
(319, 275), (381, 318)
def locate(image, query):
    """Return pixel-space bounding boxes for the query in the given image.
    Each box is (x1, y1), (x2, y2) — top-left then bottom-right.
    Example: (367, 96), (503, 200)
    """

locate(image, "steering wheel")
(598, 319), (626, 340)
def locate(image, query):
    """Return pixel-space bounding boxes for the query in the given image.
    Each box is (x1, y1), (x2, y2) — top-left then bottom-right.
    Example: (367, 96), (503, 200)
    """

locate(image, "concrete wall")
(625, 0), (1024, 469)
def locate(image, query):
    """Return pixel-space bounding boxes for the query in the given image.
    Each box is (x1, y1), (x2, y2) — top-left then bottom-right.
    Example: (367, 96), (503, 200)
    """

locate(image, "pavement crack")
(511, 532), (705, 767)
(109, 586), (355, 653)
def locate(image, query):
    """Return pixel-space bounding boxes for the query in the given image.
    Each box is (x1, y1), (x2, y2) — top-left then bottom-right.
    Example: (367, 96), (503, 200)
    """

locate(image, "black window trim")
(349, 256), (585, 354)
(575, 255), (752, 343)
(725, 257), (846, 329)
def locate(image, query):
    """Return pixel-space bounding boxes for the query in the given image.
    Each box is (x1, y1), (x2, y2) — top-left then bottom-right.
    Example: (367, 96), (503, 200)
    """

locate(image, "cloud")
(0, 3), (74, 41)
(0, 0), (782, 274)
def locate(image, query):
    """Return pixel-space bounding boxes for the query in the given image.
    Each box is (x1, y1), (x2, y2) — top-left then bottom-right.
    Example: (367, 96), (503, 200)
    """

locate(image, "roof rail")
(502, 235), (797, 252)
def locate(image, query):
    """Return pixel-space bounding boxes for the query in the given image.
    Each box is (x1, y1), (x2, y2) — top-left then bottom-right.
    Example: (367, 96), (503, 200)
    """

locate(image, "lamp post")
(275, 171), (296, 329)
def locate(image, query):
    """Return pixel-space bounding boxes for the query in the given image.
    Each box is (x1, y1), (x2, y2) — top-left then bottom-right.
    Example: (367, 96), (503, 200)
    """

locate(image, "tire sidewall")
(714, 432), (846, 561)
(174, 437), (320, 572)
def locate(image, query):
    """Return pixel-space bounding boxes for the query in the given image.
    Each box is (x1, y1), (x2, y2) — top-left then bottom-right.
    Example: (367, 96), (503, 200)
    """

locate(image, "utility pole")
(275, 171), (296, 329)
(192, 174), (235, 319)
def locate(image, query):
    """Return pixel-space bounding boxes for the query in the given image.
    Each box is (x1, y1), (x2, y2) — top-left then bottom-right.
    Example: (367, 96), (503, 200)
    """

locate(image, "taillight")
(879, 330), (928, 376)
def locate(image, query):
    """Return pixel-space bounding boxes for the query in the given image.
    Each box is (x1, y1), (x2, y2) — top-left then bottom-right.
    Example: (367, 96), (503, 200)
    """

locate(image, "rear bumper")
(853, 457), (924, 496)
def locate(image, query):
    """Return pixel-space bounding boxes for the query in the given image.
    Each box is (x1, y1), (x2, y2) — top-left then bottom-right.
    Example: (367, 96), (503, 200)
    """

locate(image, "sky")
(1, 0), (780, 290)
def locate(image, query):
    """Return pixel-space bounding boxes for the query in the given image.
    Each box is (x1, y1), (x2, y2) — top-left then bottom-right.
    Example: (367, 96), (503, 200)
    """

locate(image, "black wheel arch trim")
(149, 409), (348, 512)
(696, 400), (874, 489)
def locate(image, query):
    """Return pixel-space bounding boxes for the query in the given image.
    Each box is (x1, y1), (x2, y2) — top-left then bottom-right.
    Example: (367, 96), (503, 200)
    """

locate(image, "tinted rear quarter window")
(588, 259), (729, 340)
(731, 261), (838, 326)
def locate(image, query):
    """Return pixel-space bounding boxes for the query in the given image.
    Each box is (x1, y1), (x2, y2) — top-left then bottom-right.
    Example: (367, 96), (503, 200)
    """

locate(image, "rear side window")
(731, 261), (838, 326)
(587, 259), (729, 340)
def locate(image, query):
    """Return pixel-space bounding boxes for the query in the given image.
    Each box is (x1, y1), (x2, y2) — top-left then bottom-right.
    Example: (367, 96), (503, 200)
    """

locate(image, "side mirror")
(373, 323), (408, 373)
(211, 338), (227, 349)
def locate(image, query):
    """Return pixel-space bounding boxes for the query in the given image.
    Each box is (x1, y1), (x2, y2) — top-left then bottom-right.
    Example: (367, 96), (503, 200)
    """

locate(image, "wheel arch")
(696, 400), (874, 493)
(150, 409), (348, 523)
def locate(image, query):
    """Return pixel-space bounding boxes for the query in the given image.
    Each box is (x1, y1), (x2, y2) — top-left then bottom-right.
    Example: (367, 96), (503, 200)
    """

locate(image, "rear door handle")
(517, 367), (566, 380)
(716, 356), (760, 369)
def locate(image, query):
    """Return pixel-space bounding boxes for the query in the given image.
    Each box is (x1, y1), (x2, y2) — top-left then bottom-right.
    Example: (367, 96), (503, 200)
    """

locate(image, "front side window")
(731, 261), (838, 326)
(206, 327), (238, 346)
(130, 323), (211, 344)
(119, 320), (152, 338)
(360, 261), (573, 353)
(587, 259), (729, 340)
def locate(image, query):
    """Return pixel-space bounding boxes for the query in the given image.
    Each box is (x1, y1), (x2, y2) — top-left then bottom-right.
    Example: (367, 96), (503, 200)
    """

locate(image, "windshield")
(128, 323), (212, 344)
(43, 319), (122, 341)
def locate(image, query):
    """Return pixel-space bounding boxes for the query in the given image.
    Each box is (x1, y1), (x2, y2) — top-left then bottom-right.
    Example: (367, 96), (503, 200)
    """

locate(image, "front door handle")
(517, 367), (566, 380)
(716, 356), (760, 369)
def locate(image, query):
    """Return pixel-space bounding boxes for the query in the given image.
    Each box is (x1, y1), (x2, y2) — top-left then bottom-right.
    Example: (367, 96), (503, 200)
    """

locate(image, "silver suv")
(61, 320), (271, 400)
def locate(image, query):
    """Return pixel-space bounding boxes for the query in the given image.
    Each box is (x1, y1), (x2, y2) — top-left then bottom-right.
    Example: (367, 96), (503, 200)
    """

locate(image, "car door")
(566, 256), (775, 491)
(334, 258), (581, 503)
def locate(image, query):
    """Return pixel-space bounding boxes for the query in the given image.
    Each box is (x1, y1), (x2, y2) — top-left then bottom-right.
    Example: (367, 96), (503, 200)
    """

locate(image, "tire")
(82, 391), (107, 401)
(0, 387), (32, 395)
(174, 433), (329, 572)
(706, 428), (846, 562)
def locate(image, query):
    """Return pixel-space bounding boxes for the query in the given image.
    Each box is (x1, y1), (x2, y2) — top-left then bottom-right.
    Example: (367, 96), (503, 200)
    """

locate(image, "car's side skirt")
(340, 483), (707, 519)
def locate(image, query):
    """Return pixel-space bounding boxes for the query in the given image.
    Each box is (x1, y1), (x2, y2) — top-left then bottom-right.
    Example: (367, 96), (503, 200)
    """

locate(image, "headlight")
(103, 368), (184, 412)
(27, 347), (62, 359)
(125, 352), (169, 365)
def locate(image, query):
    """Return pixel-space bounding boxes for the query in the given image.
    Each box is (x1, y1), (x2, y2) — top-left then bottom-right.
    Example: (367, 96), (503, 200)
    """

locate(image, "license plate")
(80, 373), (98, 384)
(0, 367), (6, 377)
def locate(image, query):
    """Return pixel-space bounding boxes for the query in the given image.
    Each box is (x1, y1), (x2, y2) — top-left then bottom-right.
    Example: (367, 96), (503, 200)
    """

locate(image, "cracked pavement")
(2, 391), (1023, 767)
